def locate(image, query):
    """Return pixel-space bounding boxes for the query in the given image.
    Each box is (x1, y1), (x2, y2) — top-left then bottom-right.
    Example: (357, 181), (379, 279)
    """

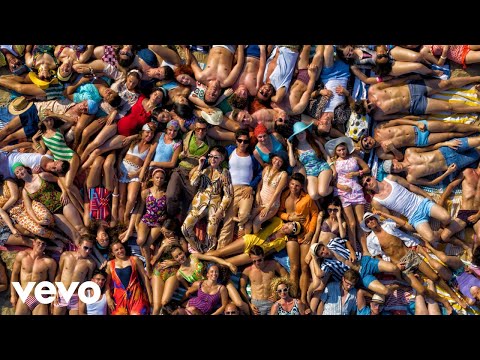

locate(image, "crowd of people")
(0, 44), (480, 315)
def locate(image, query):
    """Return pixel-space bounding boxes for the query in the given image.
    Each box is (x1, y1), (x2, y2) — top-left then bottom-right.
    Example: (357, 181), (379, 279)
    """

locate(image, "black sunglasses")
(236, 138), (249, 144)
(224, 311), (238, 315)
(377, 54), (389, 59)
(328, 208), (339, 213)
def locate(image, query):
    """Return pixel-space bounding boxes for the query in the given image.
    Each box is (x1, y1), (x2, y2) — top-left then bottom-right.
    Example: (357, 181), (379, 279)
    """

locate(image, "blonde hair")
(270, 276), (297, 300)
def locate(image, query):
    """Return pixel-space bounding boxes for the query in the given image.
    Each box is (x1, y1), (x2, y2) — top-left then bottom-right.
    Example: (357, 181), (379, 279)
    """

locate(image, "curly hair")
(270, 276), (297, 300)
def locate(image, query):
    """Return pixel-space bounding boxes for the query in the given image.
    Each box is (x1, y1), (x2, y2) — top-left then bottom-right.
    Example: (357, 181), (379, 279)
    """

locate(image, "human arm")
(437, 173), (464, 207)
(1, 180), (19, 212)
(335, 85), (356, 110)
(9, 252), (24, 307)
(345, 155), (370, 179)
(256, 45), (267, 91)
(350, 65), (394, 85)
(290, 64), (319, 115)
(437, 45), (450, 66)
(138, 143), (157, 182)
(239, 271), (257, 314)
(275, 261), (289, 277)
(286, 139), (297, 167)
(269, 302), (279, 315)
(39, 172), (69, 206)
(32, 131), (47, 154)
(376, 142), (404, 161)
(253, 149), (267, 168)
(380, 117), (422, 128)
(64, 76), (91, 99)
(356, 288), (371, 312)
(372, 208), (415, 232)
(222, 45), (245, 88)
(407, 163), (457, 186)
(260, 171), (288, 218)
(135, 257), (153, 305)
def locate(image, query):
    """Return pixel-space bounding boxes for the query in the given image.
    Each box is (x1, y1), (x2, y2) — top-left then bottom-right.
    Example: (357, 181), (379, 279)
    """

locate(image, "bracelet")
(376, 76), (383, 83)
(440, 55), (447, 60)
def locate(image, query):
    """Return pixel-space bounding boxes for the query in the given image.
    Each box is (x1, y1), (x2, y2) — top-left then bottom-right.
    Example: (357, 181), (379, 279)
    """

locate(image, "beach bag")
(346, 111), (368, 141)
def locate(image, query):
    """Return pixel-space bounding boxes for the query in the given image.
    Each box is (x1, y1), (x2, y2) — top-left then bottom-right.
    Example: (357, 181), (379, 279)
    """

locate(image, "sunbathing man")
(363, 213), (466, 312)
(53, 236), (96, 315)
(382, 136), (480, 186)
(438, 163), (480, 244)
(367, 73), (480, 121)
(187, 45), (245, 104)
(361, 174), (451, 244)
(232, 45), (267, 97)
(10, 237), (57, 315)
(360, 117), (479, 160)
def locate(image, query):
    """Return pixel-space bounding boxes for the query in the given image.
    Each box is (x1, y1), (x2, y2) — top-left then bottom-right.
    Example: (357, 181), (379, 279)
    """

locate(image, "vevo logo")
(13, 281), (101, 304)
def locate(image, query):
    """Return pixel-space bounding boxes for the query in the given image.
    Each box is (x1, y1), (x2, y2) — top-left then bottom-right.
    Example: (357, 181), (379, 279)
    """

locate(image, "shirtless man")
(274, 45), (322, 115)
(382, 136), (480, 186)
(10, 237), (57, 315)
(205, 216), (302, 266)
(361, 174), (450, 243)
(233, 45), (267, 97)
(367, 73), (480, 121)
(231, 106), (287, 132)
(52, 236), (96, 315)
(360, 117), (479, 160)
(263, 45), (300, 104)
(438, 163), (480, 244)
(364, 213), (467, 312)
(188, 45), (245, 103)
(239, 246), (288, 315)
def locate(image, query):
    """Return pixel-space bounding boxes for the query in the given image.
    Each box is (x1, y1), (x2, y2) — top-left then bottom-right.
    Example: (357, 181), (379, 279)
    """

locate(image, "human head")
(78, 236), (95, 257)
(316, 112), (333, 134)
(370, 293), (385, 315)
(233, 109), (254, 128)
(45, 160), (70, 175)
(161, 218), (180, 239)
(254, 123), (269, 141)
(224, 302), (240, 315)
(289, 173), (305, 195)
(13, 163), (30, 179)
(235, 128), (250, 148)
(249, 245), (265, 268)
(194, 118), (208, 140)
(204, 79), (221, 104)
(361, 175), (378, 193)
(174, 64), (195, 86)
(229, 86), (249, 109)
(336, 45), (356, 64)
(37, 63), (54, 82)
(110, 241), (128, 260)
(342, 269), (360, 291)
(103, 88), (121, 108)
(90, 220), (110, 249)
(151, 167), (166, 188)
(57, 60), (73, 82)
(91, 269), (107, 290)
(268, 150), (288, 171)
(153, 108), (173, 124)
(151, 86), (167, 107)
(116, 45), (136, 67)
(288, 121), (313, 142)
(256, 83), (275, 102)
(325, 136), (355, 158)
(205, 263), (221, 283)
(126, 68), (142, 90)
(270, 276), (297, 300)
(310, 242), (329, 259)
(32, 237), (48, 252)
(281, 221), (302, 237)
(326, 197), (342, 218)
(156, 66), (174, 81)
(208, 146), (228, 169)
(360, 212), (381, 232)
(359, 135), (376, 153)
(170, 245), (187, 264)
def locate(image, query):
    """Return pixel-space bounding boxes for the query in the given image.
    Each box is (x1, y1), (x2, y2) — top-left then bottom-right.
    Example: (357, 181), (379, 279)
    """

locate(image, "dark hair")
(162, 66), (174, 81)
(354, 100), (367, 116)
(108, 94), (122, 108)
(235, 128), (250, 139)
(58, 161), (70, 175)
(92, 268), (107, 279)
(373, 60), (393, 77)
(290, 172), (306, 186)
(249, 245), (264, 257)
(229, 93), (248, 109)
(115, 46), (136, 68)
(162, 218), (181, 237)
(173, 103), (193, 119)
(343, 268), (360, 283)
(335, 45), (355, 65)
(109, 241), (131, 259)
(209, 145), (229, 168)
(39, 117), (64, 132)
(195, 117), (208, 126)
(328, 196), (342, 208)
(127, 67), (143, 81)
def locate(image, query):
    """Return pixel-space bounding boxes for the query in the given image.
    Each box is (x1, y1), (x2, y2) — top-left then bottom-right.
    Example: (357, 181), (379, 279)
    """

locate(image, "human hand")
(228, 263), (237, 274)
(60, 192), (69, 206)
(122, 135), (135, 147)
(301, 232), (314, 245)
(100, 261), (107, 270)
(308, 63), (318, 76)
(290, 213), (306, 223)
(107, 297), (116, 312)
(467, 213), (480, 224)
(250, 303), (260, 315)
(335, 85), (347, 96)
(446, 163), (457, 174)
(320, 89), (333, 99)
(345, 172), (356, 179)
(37, 217), (50, 226)
(260, 205), (271, 218)
(340, 184), (352, 193)
(32, 165), (42, 174)
(349, 252), (357, 263)
(198, 156), (207, 170)
(380, 140), (394, 152)
(417, 121), (426, 131)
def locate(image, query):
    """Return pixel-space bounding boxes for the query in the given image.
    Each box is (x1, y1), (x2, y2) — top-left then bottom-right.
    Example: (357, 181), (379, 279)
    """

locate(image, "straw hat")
(371, 293), (385, 304)
(8, 96), (34, 115)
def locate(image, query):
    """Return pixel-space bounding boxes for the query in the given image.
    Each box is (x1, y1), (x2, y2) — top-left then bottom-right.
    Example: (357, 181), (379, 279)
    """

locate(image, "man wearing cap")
(186, 45), (245, 104)
(356, 289), (387, 315)
(277, 172), (319, 304)
(205, 216), (302, 266)
(361, 211), (466, 311)
(359, 118), (479, 161)
(217, 129), (263, 248)
(361, 174), (450, 244)
(166, 117), (215, 221)
(381, 135), (480, 187)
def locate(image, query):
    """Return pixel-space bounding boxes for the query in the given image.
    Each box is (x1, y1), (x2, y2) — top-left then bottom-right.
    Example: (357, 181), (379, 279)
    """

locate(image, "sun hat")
(28, 71), (58, 90)
(8, 96), (34, 115)
(325, 136), (355, 157)
(360, 212), (380, 232)
(371, 293), (385, 304)
(201, 108), (223, 126)
(288, 121), (313, 142)
(382, 159), (393, 174)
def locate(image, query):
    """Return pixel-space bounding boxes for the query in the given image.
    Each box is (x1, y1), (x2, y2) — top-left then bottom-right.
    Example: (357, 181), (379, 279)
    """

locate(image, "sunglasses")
(377, 54), (389, 59)
(224, 311), (238, 315)
(362, 177), (373, 186)
(83, 246), (93, 251)
(276, 288), (289, 294)
(365, 216), (377, 223)
(208, 154), (221, 160)
(328, 208), (339, 213)
(236, 138), (249, 144)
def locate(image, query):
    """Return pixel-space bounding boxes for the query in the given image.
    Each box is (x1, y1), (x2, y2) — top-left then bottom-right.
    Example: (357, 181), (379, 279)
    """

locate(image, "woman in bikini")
(318, 197), (347, 245)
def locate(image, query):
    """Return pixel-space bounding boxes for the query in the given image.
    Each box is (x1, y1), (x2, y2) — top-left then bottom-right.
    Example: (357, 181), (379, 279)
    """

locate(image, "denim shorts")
(413, 120), (430, 147)
(408, 80), (428, 115)
(358, 255), (380, 288)
(439, 137), (480, 170)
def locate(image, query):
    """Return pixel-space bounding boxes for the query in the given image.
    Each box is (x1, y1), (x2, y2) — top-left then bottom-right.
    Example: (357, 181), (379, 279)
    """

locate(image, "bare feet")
(441, 298), (453, 315)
